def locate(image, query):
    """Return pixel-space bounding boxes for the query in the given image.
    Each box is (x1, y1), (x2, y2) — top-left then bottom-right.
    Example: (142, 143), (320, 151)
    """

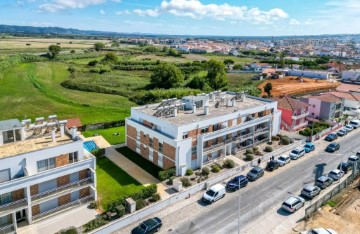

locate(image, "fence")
(305, 162), (360, 219)
(92, 141), (301, 234)
(0, 224), (15, 234)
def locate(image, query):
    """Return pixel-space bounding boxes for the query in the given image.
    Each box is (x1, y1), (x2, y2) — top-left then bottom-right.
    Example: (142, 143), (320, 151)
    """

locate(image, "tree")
(144, 45), (158, 53)
(111, 41), (120, 47)
(168, 48), (180, 57)
(102, 52), (119, 63)
(70, 49), (75, 54)
(188, 75), (206, 90)
(233, 64), (243, 70)
(48, 45), (61, 59)
(223, 59), (235, 69)
(279, 52), (285, 68)
(94, 42), (105, 51)
(162, 46), (168, 53)
(150, 63), (184, 89)
(206, 59), (227, 89)
(264, 82), (273, 97)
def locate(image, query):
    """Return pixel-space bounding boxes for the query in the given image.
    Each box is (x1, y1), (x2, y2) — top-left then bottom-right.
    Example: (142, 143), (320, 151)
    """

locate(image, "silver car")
(281, 196), (305, 213)
(328, 169), (344, 180)
(290, 147), (305, 160)
(301, 185), (321, 199)
(348, 155), (359, 165)
(277, 155), (290, 166)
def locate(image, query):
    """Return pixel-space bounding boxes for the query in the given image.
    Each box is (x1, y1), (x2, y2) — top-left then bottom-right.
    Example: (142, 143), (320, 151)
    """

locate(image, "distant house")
(341, 70), (360, 84)
(272, 96), (309, 131)
(301, 93), (344, 121)
(250, 63), (271, 72)
(329, 91), (360, 117)
(66, 118), (83, 131)
(286, 69), (331, 80)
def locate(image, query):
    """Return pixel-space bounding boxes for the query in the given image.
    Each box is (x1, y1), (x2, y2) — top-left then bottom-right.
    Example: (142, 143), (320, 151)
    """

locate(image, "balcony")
(32, 195), (94, 222)
(292, 111), (309, 120)
(31, 177), (93, 205)
(254, 127), (269, 136)
(0, 199), (27, 217)
(0, 224), (15, 234)
(292, 121), (308, 130)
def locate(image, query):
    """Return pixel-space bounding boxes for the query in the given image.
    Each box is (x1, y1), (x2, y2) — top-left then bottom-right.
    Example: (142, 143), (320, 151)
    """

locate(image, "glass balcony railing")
(0, 199), (27, 216)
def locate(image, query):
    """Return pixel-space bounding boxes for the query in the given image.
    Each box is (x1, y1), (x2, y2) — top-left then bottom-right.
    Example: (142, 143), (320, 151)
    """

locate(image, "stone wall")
(55, 154), (69, 167)
(79, 187), (90, 198)
(30, 184), (39, 196)
(58, 194), (71, 206)
(32, 205), (40, 216)
(57, 175), (70, 187)
(11, 188), (25, 201)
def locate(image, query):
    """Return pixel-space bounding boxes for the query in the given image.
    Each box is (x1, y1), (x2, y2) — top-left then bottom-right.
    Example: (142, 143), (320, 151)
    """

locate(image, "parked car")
(202, 184), (225, 203)
(266, 160), (280, 171)
(350, 120), (360, 129)
(348, 155), (359, 165)
(281, 196), (305, 213)
(336, 128), (347, 137)
(328, 169), (345, 181)
(325, 133), (337, 141)
(277, 155), (291, 166)
(246, 167), (264, 181)
(356, 151), (360, 157)
(131, 217), (162, 234)
(344, 124), (354, 132)
(325, 142), (340, 152)
(301, 228), (338, 234)
(304, 143), (315, 153)
(301, 185), (321, 199)
(290, 147), (306, 160)
(337, 162), (352, 174)
(315, 176), (334, 189)
(226, 175), (248, 191)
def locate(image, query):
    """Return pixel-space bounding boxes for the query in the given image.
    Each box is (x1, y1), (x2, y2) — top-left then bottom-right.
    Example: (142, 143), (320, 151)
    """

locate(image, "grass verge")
(82, 126), (125, 145)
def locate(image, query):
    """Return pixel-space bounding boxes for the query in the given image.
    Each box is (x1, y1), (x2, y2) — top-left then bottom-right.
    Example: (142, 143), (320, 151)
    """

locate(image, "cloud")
(289, 19), (300, 25)
(115, 10), (130, 15)
(304, 19), (314, 25)
(100, 9), (105, 14)
(39, 0), (106, 12)
(132, 0), (288, 24)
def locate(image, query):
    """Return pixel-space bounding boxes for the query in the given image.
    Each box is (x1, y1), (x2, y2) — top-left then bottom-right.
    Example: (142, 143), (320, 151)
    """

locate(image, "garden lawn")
(96, 157), (144, 210)
(116, 147), (162, 179)
(82, 126), (125, 145)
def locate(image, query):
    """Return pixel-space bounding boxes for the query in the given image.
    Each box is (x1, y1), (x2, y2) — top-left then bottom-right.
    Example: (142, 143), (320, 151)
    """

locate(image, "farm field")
(258, 76), (340, 97)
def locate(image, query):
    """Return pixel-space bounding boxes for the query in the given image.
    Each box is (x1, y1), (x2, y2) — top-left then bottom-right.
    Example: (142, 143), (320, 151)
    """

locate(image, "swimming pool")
(83, 140), (99, 151)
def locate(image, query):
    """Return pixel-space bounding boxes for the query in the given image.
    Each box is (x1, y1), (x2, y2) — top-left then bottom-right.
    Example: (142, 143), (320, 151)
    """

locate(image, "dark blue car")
(304, 143), (315, 153)
(325, 133), (337, 141)
(226, 175), (248, 191)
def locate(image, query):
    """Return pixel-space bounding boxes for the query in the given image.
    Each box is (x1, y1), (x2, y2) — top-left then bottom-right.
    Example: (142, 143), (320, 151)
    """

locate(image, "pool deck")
(79, 135), (111, 149)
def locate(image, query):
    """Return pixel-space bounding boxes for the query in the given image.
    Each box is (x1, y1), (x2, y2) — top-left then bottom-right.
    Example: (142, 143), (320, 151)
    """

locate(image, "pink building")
(272, 96), (309, 132)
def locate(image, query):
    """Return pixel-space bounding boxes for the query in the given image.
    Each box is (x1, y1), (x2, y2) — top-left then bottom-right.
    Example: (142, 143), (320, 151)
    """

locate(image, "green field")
(96, 157), (144, 209)
(226, 72), (262, 95)
(83, 126), (125, 145)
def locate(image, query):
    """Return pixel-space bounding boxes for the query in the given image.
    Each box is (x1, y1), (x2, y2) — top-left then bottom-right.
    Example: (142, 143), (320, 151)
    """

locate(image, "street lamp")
(238, 179), (241, 234)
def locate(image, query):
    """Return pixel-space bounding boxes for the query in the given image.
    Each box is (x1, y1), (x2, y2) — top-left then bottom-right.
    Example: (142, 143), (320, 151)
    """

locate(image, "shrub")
(271, 135), (280, 141)
(168, 176), (176, 185)
(158, 168), (176, 181)
(150, 193), (161, 202)
(186, 169), (193, 176)
(180, 177), (191, 187)
(245, 148), (254, 154)
(252, 146), (259, 152)
(280, 136), (291, 145)
(83, 217), (109, 233)
(202, 167), (210, 176)
(264, 146), (273, 152)
(222, 159), (235, 168)
(88, 60), (98, 66)
(136, 199), (146, 210)
(245, 154), (254, 161)
(90, 148), (105, 157)
(115, 205), (125, 218)
(211, 165), (221, 173)
(88, 201), (98, 209)
(60, 227), (78, 234)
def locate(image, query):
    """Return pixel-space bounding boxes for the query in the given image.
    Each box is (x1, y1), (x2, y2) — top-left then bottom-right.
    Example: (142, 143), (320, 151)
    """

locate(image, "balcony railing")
(254, 127), (269, 135)
(293, 121), (308, 129)
(32, 195), (94, 222)
(292, 111), (309, 120)
(31, 177), (93, 203)
(0, 199), (27, 216)
(0, 224), (15, 234)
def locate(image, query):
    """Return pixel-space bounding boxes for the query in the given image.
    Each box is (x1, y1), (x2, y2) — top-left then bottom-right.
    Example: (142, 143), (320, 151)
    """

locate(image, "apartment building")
(301, 93), (344, 120)
(0, 116), (97, 233)
(126, 91), (281, 176)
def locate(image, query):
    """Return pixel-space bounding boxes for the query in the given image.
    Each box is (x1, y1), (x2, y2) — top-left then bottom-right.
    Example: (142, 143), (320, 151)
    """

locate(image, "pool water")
(83, 140), (99, 151)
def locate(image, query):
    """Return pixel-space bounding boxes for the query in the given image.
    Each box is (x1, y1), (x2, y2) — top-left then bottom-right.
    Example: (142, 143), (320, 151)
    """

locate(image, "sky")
(1, 0), (360, 36)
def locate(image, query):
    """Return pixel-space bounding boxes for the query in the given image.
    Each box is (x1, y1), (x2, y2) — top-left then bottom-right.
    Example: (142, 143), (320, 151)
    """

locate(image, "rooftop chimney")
(241, 92), (246, 102)
(193, 104), (197, 114)
(173, 107), (177, 117)
(204, 106), (209, 115)
(212, 93), (215, 102)
(71, 127), (77, 140)
(51, 129), (56, 142)
(59, 120), (67, 137)
(232, 98), (236, 107)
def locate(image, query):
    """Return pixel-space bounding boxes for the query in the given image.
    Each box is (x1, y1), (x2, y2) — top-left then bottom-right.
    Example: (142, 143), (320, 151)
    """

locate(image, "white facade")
(286, 69), (331, 80)
(0, 118), (96, 233)
(126, 92), (281, 176)
(341, 70), (360, 83)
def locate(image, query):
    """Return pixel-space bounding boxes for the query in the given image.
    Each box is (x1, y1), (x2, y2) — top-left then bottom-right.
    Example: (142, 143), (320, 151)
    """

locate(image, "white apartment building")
(0, 116), (97, 233)
(126, 92), (281, 176)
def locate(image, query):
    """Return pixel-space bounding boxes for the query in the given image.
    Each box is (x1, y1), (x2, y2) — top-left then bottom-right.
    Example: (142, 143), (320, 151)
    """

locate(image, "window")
(37, 158), (56, 172)
(69, 152), (78, 163)
(201, 127), (208, 134)
(149, 138), (153, 148)
(0, 169), (10, 183)
(0, 193), (12, 206)
(158, 143), (163, 153)
(195, 100), (203, 108)
(213, 124), (221, 131)
(158, 154), (163, 167)
(182, 132), (189, 139)
(192, 146), (197, 155)
(2, 130), (15, 144)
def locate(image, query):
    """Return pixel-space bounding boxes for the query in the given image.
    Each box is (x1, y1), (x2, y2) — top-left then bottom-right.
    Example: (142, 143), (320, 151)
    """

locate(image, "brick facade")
(163, 143), (176, 160)
(143, 120), (153, 128)
(11, 188), (25, 201)
(79, 169), (89, 180)
(30, 184), (39, 196)
(228, 120), (232, 127)
(127, 137), (136, 151)
(32, 205), (40, 216)
(79, 187), (90, 198)
(57, 175), (70, 187)
(127, 125), (137, 139)
(153, 151), (158, 165)
(56, 154), (69, 167)
(163, 157), (175, 169)
(140, 145), (149, 159)
(140, 131), (149, 145)
(153, 138), (159, 151)
(237, 117), (242, 124)
(58, 194), (71, 206)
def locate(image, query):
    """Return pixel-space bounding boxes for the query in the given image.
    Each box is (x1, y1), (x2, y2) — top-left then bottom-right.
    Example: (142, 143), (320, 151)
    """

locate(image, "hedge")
(83, 217), (109, 233)
(158, 168), (176, 181)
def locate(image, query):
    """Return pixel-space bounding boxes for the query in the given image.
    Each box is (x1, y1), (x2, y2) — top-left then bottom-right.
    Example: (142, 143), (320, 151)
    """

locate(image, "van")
(202, 184), (225, 203)
(350, 120), (360, 129)
(290, 147), (305, 160)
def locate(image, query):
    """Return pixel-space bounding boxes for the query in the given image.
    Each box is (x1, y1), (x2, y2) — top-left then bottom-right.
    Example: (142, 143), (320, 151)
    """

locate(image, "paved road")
(164, 129), (360, 234)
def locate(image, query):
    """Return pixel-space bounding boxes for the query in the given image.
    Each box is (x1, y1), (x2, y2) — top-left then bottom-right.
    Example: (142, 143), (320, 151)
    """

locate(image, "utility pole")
(310, 121), (315, 142)
(238, 179), (241, 234)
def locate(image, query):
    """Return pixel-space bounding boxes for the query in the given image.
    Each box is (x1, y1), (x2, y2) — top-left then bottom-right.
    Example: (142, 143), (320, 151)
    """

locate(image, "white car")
(344, 124), (354, 132)
(281, 196), (305, 213)
(277, 155), (291, 166)
(301, 228), (338, 234)
(349, 120), (360, 129)
(328, 169), (344, 180)
(202, 184), (225, 204)
(348, 155), (359, 165)
(290, 147), (305, 160)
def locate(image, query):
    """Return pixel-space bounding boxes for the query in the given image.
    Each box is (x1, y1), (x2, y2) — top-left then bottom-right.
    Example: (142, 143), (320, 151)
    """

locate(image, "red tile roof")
(272, 96), (309, 111)
(308, 93), (342, 103)
(336, 83), (360, 93)
(66, 118), (83, 129)
(329, 91), (360, 101)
